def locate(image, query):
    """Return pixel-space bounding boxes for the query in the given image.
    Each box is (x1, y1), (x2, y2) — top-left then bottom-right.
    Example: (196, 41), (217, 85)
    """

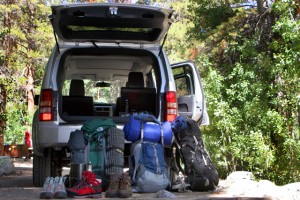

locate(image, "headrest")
(127, 72), (144, 88)
(69, 79), (85, 96)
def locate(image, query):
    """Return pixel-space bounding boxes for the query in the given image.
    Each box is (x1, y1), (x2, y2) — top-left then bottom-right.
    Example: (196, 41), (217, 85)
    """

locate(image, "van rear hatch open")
(50, 3), (173, 44)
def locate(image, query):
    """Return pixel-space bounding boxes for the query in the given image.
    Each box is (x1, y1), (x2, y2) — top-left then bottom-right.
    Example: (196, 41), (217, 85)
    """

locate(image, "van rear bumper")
(33, 121), (126, 156)
(33, 122), (82, 155)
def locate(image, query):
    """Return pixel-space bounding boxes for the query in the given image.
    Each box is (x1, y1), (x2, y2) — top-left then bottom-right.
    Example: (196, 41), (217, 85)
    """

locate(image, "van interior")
(56, 48), (161, 121)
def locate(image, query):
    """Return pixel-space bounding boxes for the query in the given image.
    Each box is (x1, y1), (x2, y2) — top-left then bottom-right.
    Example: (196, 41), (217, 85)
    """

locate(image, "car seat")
(118, 72), (156, 115)
(62, 79), (94, 116)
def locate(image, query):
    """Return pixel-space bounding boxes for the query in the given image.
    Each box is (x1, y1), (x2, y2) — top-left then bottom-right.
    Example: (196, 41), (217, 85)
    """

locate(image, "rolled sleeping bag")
(123, 115), (140, 142)
(123, 115), (173, 145)
(143, 121), (173, 145)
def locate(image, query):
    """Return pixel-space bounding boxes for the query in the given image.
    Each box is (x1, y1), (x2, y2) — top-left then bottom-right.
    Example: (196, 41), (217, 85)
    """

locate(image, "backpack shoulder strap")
(132, 141), (142, 180)
(171, 138), (186, 175)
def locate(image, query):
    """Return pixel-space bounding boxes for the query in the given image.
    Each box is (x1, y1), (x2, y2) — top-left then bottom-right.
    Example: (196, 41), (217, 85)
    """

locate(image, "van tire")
(32, 149), (52, 187)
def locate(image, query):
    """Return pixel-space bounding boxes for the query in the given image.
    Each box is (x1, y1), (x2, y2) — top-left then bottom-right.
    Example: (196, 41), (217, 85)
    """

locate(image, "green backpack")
(81, 119), (116, 180)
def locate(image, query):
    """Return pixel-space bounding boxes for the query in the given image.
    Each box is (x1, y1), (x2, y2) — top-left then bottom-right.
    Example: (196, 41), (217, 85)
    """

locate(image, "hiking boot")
(105, 173), (120, 198)
(53, 177), (67, 199)
(118, 172), (132, 198)
(40, 177), (55, 199)
(66, 171), (102, 198)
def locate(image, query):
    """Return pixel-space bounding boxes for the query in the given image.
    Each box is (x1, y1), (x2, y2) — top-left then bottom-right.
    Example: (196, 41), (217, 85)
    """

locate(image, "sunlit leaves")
(192, 0), (300, 184)
(0, 0), (53, 144)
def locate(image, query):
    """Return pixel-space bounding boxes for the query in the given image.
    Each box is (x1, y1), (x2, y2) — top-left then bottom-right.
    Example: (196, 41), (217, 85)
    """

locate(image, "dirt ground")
(0, 159), (271, 200)
(0, 159), (38, 200)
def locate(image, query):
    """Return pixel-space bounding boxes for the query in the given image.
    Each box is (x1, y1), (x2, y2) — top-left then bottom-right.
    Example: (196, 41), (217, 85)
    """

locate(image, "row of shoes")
(40, 171), (132, 199)
(40, 177), (67, 199)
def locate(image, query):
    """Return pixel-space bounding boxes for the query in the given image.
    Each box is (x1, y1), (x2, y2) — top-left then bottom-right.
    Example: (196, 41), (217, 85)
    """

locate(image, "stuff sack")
(105, 127), (125, 176)
(131, 140), (170, 193)
(81, 119), (116, 180)
(123, 113), (173, 145)
(172, 117), (219, 191)
(68, 130), (88, 164)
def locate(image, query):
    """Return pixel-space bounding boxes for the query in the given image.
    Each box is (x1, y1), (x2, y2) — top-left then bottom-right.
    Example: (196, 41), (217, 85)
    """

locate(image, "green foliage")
(0, 0), (53, 144)
(266, 0), (300, 184)
(195, 1), (300, 184)
(4, 102), (32, 144)
(144, 0), (196, 63)
(0, 78), (30, 144)
(188, 0), (236, 40)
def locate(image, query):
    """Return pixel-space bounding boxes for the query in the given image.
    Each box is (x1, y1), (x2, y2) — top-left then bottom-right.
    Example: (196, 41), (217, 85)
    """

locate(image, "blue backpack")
(129, 114), (170, 193)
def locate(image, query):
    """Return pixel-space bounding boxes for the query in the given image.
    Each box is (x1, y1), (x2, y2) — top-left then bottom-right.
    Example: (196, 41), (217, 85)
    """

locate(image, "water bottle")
(87, 162), (92, 171)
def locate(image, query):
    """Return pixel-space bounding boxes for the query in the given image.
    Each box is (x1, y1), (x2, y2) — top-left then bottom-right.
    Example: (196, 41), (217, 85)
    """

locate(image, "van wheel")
(33, 151), (51, 187)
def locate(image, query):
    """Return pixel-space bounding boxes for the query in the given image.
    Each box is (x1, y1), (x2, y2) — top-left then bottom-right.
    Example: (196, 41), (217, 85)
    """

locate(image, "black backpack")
(171, 117), (219, 191)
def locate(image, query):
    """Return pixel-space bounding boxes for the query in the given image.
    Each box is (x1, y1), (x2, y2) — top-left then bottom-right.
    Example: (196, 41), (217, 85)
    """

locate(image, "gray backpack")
(130, 124), (170, 193)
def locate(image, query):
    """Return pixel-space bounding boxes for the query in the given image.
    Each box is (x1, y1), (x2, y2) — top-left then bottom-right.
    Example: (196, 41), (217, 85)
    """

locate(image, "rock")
(218, 171), (300, 200)
(257, 180), (282, 200)
(217, 171), (259, 197)
(280, 182), (300, 200)
(154, 190), (177, 199)
(225, 179), (260, 196)
(0, 156), (15, 176)
(281, 182), (300, 193)
(226, 171), (255, 182)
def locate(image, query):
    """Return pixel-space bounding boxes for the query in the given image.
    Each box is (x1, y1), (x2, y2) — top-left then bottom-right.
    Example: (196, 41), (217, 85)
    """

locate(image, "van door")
(171, 61), (209, 125)
(50, 3), (173, 44)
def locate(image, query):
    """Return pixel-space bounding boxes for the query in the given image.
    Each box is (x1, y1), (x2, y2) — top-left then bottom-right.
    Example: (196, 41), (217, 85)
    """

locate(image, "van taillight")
(39, 89), (53, 121)
(166, 91), (178, 122)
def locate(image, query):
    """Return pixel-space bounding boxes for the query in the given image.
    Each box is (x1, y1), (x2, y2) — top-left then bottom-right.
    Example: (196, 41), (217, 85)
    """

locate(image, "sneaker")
(40, 177), (55, 199)
(66, 171), (102, 198)
(53, 177), (67, 199)
(105, 173), (120, 198)
(118, 172), (132, 198)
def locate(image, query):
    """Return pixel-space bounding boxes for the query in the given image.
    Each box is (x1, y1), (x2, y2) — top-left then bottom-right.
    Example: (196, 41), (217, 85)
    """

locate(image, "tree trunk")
(0, 85), (6, 156)
(26, 64), (35, 114)
(257, 0), (266, 14)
